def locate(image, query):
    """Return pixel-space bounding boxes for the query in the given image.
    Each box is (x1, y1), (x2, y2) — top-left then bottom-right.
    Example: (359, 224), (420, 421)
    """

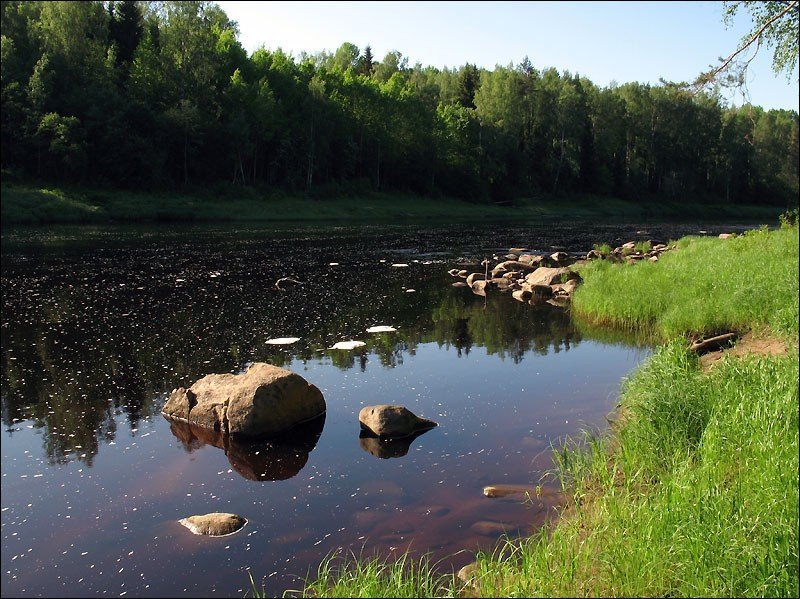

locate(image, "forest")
(1, 0), (798, 205)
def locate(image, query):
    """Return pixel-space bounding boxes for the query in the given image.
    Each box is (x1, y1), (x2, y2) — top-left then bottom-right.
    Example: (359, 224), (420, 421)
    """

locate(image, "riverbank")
(1, 180), (788, 226)
(283, 222), (799, 597)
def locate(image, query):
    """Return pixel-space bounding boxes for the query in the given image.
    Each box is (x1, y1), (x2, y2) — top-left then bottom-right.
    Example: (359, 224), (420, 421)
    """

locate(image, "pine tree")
(457, 63), (480, 109)
(359, 45), (374, 76)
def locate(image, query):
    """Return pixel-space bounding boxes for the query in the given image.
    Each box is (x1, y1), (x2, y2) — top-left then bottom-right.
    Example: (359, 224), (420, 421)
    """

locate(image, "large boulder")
(162, 362), (325, 438)
(359, 405), (437, 439)
(525, 267), (581, 287)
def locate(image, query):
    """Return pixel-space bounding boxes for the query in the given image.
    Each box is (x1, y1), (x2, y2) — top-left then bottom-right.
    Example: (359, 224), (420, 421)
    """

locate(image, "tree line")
(1, 0), (797, 204)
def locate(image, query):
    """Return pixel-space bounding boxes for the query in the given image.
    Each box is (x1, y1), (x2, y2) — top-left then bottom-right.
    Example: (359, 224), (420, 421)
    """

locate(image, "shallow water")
(1, 221), (754, 597)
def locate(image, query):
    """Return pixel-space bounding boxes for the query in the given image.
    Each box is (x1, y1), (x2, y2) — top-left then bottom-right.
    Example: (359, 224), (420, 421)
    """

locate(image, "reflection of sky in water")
(2, 340), (646, 597)
(5, 221), (733, 597)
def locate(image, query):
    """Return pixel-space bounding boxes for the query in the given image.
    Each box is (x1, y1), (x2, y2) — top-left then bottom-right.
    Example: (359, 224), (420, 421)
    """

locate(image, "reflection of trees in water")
(427, 292), (581, 363)
(1, 231), (642, 466)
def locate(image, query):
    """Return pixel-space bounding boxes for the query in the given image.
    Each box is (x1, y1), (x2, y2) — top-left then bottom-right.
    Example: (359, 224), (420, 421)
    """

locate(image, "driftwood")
(690, 332), (739, 355)
(274, 277), (303, 290)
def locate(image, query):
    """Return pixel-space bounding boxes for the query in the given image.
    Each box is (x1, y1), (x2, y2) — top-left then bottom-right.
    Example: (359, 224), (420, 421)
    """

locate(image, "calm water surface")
(1, 221), (751, 597)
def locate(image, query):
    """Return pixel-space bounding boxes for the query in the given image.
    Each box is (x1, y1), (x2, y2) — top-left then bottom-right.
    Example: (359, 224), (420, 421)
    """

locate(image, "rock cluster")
(584, 240), (676, 264)
(448, 241), (679, 304)
(448, 249), (583, 304)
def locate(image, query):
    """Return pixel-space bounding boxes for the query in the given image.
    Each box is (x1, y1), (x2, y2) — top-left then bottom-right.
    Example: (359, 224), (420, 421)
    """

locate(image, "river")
(0, 220), (753, 597)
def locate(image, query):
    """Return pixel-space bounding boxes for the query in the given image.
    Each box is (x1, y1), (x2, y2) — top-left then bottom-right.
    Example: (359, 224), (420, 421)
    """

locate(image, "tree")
(108, 0), (143, 70)
(694, 0), (799, 92)
(456, 63), (480, 109)
(358, 44), (374, 76)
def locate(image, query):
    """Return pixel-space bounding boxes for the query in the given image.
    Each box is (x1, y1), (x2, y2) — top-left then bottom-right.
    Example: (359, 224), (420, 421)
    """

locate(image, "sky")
(215, 1), (799, 112)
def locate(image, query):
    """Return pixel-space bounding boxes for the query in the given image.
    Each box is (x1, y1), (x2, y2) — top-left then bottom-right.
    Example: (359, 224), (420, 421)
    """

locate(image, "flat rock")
(483, 484), (538, 498)
(525, 267), (581, 287)
(179, 513), (246, 536)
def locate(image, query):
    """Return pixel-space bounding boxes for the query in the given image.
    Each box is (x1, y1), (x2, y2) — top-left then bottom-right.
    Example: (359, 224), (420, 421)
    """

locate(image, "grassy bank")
(1, 180), (788, 225)
(274, 224), (799, 597)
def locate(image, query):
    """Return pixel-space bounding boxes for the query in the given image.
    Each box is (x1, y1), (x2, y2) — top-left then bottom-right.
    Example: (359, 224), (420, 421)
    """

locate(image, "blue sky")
(216, 1), (799, 111)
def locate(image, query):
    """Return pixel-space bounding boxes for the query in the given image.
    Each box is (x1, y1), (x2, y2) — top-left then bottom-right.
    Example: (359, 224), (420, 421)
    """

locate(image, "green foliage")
(724, 1), (799, 81)
(592, 242), (612, 257)
(779, 207), (799, 228)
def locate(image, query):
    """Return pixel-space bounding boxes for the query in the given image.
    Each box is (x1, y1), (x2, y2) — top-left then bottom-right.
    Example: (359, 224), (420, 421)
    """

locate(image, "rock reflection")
(167, 414), (325, 481)
(358, 428), (431, 459)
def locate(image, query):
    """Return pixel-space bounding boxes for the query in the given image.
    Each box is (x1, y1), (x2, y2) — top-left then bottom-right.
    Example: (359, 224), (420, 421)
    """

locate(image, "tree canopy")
(1, 0), (797, 205)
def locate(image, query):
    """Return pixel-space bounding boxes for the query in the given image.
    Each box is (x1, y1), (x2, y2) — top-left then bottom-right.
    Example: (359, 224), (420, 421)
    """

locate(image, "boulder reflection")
(358, 428), (432, 459)
(167, 414), (325, 481)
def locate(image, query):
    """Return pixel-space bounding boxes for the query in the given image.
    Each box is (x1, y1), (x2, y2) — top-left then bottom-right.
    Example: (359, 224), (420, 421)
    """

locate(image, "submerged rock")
(470, 521), (512, 536)
(483, 484), (538, 498)
(359, 405), (438, 438)
(179, 512), (246, 536)
(162, 362), (325, 438)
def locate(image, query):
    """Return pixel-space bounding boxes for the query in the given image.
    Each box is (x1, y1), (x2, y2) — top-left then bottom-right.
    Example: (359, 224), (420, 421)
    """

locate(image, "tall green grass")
(572, 226), (799, 339)
(287, 225), (798, 598)
(465, 345), (799, 597)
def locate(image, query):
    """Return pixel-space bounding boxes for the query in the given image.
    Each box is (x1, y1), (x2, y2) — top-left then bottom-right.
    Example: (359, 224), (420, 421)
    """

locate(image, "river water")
(0, 221), (751, 597)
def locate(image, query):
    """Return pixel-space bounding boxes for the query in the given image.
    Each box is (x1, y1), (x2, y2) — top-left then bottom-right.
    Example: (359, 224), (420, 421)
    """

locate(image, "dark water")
(0, 221), (752, 597)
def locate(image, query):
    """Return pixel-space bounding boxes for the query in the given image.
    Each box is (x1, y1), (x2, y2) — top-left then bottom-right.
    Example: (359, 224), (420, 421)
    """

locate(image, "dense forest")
(1, 0), (798, 205)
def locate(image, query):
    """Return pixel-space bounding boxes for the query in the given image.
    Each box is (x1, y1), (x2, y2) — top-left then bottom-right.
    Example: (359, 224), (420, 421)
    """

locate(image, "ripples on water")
(0, 222), (743, 596)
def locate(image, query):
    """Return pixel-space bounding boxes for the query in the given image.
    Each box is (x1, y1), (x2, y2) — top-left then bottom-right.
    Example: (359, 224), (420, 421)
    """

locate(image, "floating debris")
(265, 337), (301, 345)
(328, 341), (366, 350)
(366, 326), (397, 333)
(391, 263), (409, 267)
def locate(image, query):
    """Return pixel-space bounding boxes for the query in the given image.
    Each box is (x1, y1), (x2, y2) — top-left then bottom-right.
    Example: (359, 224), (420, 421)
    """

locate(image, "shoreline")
(1, 181), (789, 227)
(287, 222), (799, 598)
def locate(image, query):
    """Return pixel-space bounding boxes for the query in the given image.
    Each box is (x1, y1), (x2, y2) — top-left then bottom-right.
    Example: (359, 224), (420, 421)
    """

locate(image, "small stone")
(359, 405), (437, 438)
(483, 484), (538, 498)
(179, 513), (246, 536)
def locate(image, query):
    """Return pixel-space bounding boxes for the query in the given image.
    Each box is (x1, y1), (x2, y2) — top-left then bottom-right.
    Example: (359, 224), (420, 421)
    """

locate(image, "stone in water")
(179, 512), (246, 536)
(329, 340), (366, 350)
(366, 326), (397, 333)
(265, 337), (301, 345)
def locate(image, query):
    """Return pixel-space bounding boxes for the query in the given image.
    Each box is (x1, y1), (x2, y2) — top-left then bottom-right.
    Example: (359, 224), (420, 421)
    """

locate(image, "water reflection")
(358, 428), (432, 459)
(1, 224), (647, 466)
(166, 414), (325, 481)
